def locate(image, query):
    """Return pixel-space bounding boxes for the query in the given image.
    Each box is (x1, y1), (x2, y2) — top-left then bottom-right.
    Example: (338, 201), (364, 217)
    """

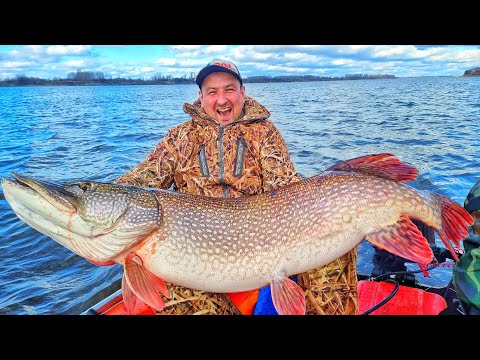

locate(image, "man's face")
(199, 72), (246, 126)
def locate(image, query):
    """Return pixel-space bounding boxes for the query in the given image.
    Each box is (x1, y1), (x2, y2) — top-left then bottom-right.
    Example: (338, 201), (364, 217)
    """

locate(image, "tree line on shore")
(0, 70), (396, 87)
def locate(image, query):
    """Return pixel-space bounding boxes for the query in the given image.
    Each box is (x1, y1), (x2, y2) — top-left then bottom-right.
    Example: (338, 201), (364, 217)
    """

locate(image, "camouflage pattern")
(115, 96), (358, 315)
(452, 229), (480, 314)
(115, 96), (299, 197)
(464, 180), (480, 215)
(298, 249), (358, 315)
(453, 179), (480, 314)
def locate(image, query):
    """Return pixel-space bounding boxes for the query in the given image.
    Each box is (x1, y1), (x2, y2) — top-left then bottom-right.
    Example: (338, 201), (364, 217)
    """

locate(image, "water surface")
(0, 77), (478, 314)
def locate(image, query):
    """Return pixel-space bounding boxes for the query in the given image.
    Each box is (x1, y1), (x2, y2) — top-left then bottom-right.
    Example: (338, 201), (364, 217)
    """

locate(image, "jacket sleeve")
(452, 227), (480, 314)
(260, 122), (301, 191)
(114, 134), (176, 189)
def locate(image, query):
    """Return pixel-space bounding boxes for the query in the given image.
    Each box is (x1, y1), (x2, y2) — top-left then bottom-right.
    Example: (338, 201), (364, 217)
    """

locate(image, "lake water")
(0, 77), (479, 315)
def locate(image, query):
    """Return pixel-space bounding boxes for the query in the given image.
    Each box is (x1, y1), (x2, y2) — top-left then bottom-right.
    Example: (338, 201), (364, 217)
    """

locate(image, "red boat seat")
(358, 280), (447, 315)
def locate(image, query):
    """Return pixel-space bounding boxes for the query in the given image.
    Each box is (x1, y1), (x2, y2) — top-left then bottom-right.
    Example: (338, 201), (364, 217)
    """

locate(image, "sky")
(0, 45), (479, 81)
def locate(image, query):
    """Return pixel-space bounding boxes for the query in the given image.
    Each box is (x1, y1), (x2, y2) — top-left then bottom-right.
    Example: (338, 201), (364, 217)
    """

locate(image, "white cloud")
(0, 61), (35, 69)
(331, 58), (353, 66)
(45, 45), (92, 56)
(203, 45), (229, 54)
(156, 58), (177, 66)
(62, 60), (87, 67)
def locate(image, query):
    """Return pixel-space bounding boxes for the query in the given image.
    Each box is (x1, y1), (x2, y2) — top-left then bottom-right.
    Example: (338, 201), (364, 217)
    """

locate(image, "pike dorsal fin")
(123, 253), (169, 314)
(366, 215), (433, 264)
(270, 274), (306, 315)
(325, 153), (418, 183)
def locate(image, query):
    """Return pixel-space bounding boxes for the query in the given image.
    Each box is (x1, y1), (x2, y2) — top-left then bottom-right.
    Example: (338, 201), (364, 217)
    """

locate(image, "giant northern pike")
(1, 154), (473, 315)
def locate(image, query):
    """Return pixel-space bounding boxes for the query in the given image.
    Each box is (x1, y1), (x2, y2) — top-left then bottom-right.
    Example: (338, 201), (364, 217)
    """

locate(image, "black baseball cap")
(196, 58), (243, 88)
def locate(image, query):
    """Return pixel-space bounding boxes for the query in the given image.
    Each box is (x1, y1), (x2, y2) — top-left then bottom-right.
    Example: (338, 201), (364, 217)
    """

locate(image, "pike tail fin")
(326, 153), (418, 183)
(366, 215), (434, 264)
(432, 192), (473, 262)
(366, 193), (474, 265)
(122, 253), (169, 314)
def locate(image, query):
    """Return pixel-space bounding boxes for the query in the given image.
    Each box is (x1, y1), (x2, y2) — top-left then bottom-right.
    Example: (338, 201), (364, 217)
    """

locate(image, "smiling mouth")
(217, 107), (232, 116)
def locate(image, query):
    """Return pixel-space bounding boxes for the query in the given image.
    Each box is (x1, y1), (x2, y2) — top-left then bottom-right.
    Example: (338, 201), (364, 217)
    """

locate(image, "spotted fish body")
(1, 154), (473, 315)
(142, 174), (426, 291)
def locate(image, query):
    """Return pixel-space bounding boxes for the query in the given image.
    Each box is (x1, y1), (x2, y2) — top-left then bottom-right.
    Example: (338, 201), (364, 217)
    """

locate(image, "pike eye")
(78, 182), (91, 192)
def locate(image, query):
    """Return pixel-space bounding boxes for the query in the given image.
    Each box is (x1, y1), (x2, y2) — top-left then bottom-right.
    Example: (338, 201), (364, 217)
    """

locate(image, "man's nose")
(217, 91), (228, 103)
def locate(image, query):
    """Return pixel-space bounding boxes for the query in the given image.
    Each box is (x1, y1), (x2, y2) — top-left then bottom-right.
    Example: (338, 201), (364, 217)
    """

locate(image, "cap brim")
(196, 65), (242, 87)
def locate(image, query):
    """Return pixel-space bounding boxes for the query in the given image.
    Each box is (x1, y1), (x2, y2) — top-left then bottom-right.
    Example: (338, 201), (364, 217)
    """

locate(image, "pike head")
(1, 172), (162, 265)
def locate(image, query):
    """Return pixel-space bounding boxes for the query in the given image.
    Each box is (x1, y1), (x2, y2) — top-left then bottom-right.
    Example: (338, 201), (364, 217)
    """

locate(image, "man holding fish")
(113, 58), (359, 315)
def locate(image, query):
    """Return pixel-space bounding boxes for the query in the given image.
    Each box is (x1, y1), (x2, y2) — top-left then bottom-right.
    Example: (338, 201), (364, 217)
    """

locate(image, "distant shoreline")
(1, 73), (476, 88)
(0, 72), (396, 87)
(2, 67), (478, 87)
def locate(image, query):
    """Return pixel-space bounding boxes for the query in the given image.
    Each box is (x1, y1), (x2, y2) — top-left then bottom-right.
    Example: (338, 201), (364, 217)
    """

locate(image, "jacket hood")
(183, 96), (271, 127)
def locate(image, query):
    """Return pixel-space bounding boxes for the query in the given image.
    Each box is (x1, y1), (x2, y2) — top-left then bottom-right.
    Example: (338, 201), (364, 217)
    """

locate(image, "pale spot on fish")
(199, 253), (210, 261)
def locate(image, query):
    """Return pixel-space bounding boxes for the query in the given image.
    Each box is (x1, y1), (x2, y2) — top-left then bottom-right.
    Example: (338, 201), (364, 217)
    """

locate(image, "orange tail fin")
(432, 193), (473, 262)
(325, 153), (418, 183)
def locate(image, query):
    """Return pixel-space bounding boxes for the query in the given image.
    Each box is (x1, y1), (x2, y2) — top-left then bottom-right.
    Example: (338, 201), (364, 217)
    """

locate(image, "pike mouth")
(10, 172), (77, 212)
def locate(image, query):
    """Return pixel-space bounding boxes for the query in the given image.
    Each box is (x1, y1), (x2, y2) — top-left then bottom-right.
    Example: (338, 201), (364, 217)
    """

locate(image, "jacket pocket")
(234, 137), (247, 177)
(198, 144), (210, 178)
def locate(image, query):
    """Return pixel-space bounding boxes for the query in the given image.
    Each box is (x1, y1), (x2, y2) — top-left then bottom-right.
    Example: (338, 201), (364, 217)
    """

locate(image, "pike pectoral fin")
(123, 255), (170, 314)
(270, 274), (306, 315)
(122, 272), (138, 314)
(121, 273), (156, 315)
(366, 215), (433, 264)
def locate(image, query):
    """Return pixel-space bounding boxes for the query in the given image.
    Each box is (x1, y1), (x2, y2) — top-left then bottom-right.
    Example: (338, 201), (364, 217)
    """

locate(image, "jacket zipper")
(217, 126), (228, 197)
(198, 144), (210, 178)
(234, 137), (246, 177)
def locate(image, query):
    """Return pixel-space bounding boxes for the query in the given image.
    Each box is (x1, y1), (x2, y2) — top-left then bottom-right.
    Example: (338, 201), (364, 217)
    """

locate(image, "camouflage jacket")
(115, 96), (300, 197)
(453, 229), (480, 314)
